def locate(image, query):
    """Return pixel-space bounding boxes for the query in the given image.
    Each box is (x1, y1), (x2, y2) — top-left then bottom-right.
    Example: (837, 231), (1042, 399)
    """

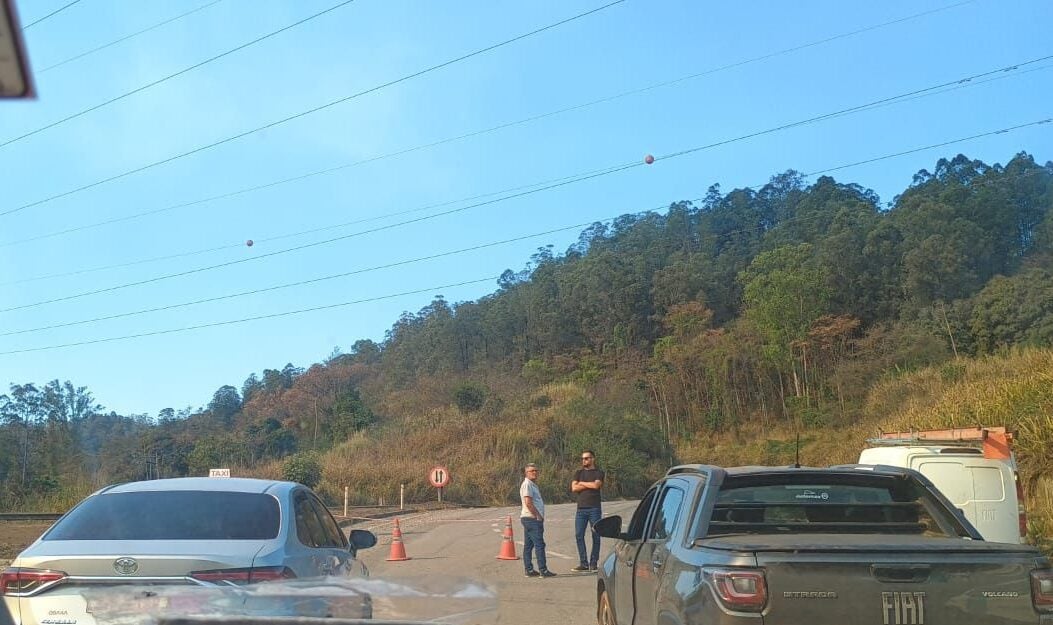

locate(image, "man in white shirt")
(520, 463), (556, 578)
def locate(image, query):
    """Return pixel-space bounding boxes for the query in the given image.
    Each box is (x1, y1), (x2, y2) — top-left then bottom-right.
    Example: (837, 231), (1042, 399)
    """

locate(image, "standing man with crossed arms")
(570, 449), (604, 572)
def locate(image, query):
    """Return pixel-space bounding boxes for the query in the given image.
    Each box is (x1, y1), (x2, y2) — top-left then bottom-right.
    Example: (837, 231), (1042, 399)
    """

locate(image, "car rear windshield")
(45, 491), (281, 540)
(705, 473), (963, 538)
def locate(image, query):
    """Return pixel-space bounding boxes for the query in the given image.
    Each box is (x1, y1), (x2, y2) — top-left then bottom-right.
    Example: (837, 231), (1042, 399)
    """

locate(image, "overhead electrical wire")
(0, 278), (502, 356)
(21, 0), (83, 30)
(2, 116), (1049, 343)
(10, 58), (1043, 256)
(1, 56), (1048, 298)
(0, 217), (664, 338)
(801, 119), (1052, 179)
(0, 162), (639, 314)
(0, 172), (597, 286)
(2, 0), (359, 148)
(37, 1), (225, 74)
(840, 61), (1053, 118)
(657, 56), (1053, 161)
(0, 0), (628, 218)
(0, 0), (981, 248)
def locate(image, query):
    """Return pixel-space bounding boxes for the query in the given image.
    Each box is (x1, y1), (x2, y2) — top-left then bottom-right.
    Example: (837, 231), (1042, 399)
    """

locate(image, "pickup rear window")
(706, 473), (965, 538)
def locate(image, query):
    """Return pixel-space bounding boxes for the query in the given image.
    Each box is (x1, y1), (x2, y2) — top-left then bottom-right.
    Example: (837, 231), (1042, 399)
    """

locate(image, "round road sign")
(428, 465), (450, 488)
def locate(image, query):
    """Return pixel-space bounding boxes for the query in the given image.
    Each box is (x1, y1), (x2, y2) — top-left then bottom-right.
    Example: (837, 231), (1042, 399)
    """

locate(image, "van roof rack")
(867, 426), (1013, 460)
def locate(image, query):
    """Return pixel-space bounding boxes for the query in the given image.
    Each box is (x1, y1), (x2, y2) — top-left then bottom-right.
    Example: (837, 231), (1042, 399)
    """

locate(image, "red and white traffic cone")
(496, 515), (519, 560)
(386, 517), (411, 561)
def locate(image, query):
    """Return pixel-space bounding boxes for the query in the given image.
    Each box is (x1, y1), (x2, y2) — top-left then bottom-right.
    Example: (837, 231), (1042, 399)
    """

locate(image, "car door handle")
(651, 557), (664, 571)
(625, 559), (634, 567)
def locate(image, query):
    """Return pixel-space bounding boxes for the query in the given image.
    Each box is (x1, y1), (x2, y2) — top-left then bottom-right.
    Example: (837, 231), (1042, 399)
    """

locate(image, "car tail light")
(0, 567), (68, 596)
(1015, 476), (1028, 540)
(189, 566), (296, 585)
(1033, 569), (1053, 612)
(705, 567), (767, 612)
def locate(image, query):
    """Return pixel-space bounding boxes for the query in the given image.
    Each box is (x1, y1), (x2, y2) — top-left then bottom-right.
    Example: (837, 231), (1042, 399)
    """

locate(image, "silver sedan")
(1, 477), (377, 624)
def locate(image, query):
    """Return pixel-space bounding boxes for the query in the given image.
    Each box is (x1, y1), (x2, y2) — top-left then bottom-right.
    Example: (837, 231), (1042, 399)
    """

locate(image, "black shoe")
(524, 570), (540, 578)
(539, 570), (557, 578)
(589, 565), (599, 572)
(570, 565), (589, 572)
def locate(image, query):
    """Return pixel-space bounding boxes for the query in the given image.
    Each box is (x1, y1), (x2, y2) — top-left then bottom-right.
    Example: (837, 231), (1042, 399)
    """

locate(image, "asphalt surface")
(354, 500), (639, 625)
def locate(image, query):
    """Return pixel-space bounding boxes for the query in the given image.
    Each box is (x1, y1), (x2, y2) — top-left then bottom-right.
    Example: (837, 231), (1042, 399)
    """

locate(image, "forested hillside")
(3, 152), (1052, 519)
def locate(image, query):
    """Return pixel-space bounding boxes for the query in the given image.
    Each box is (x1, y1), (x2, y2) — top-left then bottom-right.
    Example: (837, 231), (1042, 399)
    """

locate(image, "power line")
(658, 56), (1053, 162)
(3, 117), (1049, 339)
(37, 1), (225, 74)
(2, 56), (1048, 294)
(804, 119), (1052, 178)
(21, 0), (82, 30)
(0, 218), (651, 337)
(2, 61), (1047, 312)
(0, 171), (591, 286)
(0, 0), (983, 250)
(0, 1), (627, 219)
(825, 62), (1053, 121)
(0, 278), (501, 356)
(0, 162), (639, 313)
(2, 0), (358, 148)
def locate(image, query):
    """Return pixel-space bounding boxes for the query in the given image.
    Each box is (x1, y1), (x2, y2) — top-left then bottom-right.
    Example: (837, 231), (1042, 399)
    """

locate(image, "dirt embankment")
(0, 522), (51, 566)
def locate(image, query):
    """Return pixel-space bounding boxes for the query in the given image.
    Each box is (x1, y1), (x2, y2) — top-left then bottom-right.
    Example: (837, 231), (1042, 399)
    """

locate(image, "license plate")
(86, 593), (170, 616)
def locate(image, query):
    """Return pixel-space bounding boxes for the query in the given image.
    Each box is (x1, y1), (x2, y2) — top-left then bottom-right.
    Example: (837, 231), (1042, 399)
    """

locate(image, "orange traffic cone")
(386, 517), (411, 562)
(496, 515), (519, 560)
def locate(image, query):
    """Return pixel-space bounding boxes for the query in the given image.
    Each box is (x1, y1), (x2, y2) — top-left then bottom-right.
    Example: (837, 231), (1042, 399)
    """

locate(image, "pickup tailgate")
(705, 534), (1043, 624)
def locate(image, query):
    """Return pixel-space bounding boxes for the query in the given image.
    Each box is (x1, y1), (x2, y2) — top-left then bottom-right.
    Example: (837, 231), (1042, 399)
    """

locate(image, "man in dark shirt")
(570, 449), (604, 572)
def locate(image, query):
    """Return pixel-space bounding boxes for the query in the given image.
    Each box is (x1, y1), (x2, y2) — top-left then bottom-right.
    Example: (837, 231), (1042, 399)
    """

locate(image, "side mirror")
(595, 515), (623, 539)
(349, 529), (377, 551)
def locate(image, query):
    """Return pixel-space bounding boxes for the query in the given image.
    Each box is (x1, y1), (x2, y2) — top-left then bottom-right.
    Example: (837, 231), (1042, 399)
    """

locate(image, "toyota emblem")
(113, 557), (139, 575)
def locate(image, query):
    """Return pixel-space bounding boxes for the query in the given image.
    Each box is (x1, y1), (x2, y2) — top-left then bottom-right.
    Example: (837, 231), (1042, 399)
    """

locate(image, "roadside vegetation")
(2, 153), (1052, 554)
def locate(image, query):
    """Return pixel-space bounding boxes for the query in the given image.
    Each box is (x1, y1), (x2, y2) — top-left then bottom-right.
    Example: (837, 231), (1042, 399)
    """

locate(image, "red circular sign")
(428, 465), (450, 488)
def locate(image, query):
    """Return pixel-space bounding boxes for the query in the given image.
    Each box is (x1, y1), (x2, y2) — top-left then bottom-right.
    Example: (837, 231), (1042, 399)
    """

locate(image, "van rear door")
(911, 456), (1020, 543)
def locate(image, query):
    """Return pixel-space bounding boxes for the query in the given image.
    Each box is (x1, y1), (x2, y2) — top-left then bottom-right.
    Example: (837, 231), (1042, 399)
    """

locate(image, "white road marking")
(515, 540), (575, 560)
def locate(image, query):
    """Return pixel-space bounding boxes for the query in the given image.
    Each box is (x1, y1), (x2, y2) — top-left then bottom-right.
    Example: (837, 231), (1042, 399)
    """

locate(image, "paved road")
(354, 500), (639, 624)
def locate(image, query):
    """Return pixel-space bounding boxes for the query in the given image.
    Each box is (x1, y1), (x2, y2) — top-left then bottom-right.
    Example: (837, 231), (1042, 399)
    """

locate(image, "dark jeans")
(575, 506), (602, 567)
(521, 517), (547, 573)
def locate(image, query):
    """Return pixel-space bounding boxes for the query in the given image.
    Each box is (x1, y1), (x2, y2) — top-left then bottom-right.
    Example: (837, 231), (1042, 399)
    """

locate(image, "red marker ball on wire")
(246, 239), (254, 247)
(644, 154), (655, 165)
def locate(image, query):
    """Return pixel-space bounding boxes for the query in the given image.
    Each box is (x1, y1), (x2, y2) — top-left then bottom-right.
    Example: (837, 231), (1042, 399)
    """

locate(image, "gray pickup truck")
(595, 465), (1053, 625)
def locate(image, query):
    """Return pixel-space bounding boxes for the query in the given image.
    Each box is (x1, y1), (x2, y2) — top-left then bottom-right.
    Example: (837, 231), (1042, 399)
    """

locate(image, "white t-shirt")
(520, 477), (545, 519)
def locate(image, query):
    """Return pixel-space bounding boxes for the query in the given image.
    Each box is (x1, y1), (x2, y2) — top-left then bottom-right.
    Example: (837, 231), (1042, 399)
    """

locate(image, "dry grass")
(315, 380), (597, 507)
(534, 381), (587, 408)
(674, 420), (872, 469)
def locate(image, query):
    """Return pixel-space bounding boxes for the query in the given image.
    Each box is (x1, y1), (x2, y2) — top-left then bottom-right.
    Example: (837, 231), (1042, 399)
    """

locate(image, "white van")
(858, 445), (1026, 544)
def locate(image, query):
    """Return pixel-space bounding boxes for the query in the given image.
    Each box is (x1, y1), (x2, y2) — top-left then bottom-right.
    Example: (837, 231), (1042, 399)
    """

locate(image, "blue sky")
(0, 0), (1050, 417)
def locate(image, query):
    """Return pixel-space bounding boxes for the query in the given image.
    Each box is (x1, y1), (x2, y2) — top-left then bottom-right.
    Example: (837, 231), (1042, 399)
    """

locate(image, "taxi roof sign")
(1, 0), (35, 98)
(209, 468), (231, 478)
